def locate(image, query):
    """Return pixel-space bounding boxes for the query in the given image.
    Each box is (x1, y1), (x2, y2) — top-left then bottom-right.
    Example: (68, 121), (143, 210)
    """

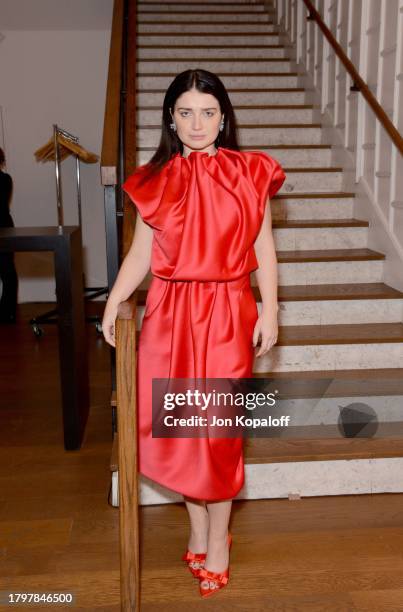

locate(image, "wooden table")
(0, 226), (89, 450)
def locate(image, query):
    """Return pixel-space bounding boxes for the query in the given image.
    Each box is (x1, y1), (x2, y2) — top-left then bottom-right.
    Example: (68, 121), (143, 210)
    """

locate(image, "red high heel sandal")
(182, 549), (207, 577)
(198, 533), (233, 598)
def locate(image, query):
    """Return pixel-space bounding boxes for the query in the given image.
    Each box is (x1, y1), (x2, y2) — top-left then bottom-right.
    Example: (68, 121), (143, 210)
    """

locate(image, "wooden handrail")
(116, 295), (140, 611)
(122, 0), (139, 260)
(112, 0), (140, 610)
(101, 0), (125, 186)
(302, 0), (403, 156)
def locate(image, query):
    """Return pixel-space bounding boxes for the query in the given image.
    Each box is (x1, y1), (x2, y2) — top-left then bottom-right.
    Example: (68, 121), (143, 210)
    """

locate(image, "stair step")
(137, 59), (294, 75)
(269, 282), (403, 301)
(138, 123), (322, 146)
(134, 282), (403, 326)
(111, 434), (403, 471)
(138, 0), (268, 4)
(138, 145), (335, 169)
(273, 217), (366, 226)
(274, 248), (384, 263)
(254, 366), (403, 388)
(137, 4), (269, 12)
(133, 322), (403, 347)
(137, 34), (283, 45)
(137, 45), (287, 59)
(137, 10), (273, 18)
(276, 322), (403, 346)
(136, 89), (306, 106)
(138, 105), (314, 124)
(137, 74), (300, 90)
(137, 23), (280, 33)
(135, 283), (403, 306)
(137, 15), (273, 22)
(272, 219), (368, 249)
(244, 437), (403, 464)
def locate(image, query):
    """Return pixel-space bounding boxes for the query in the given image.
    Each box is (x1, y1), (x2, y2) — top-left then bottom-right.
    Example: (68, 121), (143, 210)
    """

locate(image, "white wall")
(0, 0), (114, 302)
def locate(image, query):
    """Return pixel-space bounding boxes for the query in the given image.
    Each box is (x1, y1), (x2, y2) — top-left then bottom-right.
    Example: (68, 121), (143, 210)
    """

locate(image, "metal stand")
(30, 124), (107, 336)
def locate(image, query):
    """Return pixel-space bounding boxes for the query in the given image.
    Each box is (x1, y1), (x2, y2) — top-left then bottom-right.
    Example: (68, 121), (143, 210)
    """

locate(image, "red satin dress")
(122, 146), (286, 500)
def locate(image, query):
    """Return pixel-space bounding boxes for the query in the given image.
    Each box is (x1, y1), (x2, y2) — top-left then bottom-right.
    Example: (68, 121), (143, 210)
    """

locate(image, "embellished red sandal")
(182, 549), (207, 577)
(198, 533), (232, 598)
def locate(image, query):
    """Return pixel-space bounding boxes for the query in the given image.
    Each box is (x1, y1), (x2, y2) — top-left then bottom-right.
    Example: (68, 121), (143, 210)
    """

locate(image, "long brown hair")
(139, 69), (240, 179)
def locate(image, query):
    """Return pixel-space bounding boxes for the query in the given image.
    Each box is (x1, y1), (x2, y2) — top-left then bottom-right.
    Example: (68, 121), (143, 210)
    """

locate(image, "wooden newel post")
(116, 297), (140, 610)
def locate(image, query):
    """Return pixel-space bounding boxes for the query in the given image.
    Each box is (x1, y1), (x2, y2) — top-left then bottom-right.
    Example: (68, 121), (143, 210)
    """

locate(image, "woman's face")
(171, 88), (224, 153)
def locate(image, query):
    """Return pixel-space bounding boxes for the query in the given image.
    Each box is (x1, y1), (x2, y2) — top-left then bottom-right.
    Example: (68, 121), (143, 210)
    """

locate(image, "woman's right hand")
(102, 301), (119, 348)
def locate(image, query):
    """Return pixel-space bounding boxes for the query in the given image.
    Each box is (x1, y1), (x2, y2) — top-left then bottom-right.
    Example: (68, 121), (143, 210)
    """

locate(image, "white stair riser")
(273, 226), (367, 250)
(255, 342), (403, 372)
(137, 34), (282, 45)
(137, 47), (286, 59)
(138, 107), (313, 124)
(137, 91), (305, 106)
(137, 59), (293, 74)
(137, 74), (298, 88)
(279, 171), (342, 192)
(135, 298), (403, 329)
(137, 147), (332, 168)
(271, 197), (354, 220)
(241, 127), (321, 145)
(137, 13), (271, 22)
(111, 458), (403, 506)
(137, 126), (321, 146)
(268, 299), (403, 325)
(137, 4), (268, 12)
(252, 260), (384, 285)
(137, 23), (279, 33)
(262, 148), (332, 168)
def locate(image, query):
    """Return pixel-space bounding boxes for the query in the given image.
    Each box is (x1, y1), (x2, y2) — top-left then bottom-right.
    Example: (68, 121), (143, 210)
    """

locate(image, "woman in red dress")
(102, 69), (286, 597)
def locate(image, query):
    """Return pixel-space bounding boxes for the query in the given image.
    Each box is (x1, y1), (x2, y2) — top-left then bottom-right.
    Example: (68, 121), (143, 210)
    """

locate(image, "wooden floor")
(1, 303), (403, 611)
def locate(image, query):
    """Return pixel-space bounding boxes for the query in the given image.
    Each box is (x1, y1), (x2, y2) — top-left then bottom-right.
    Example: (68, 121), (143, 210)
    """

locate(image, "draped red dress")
(122, 146), (286, 500)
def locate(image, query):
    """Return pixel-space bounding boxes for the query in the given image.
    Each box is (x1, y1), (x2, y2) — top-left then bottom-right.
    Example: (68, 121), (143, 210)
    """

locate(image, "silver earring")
(219, 121), (224, 132)
(170, 122), (177, 132)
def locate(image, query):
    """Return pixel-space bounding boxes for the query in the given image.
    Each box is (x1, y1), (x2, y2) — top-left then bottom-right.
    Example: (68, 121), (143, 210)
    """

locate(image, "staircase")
(110, 0), (403, 506)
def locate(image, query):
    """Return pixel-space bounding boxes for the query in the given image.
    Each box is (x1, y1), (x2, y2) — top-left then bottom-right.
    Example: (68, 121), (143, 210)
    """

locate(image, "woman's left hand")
(252, 308), (279, 357)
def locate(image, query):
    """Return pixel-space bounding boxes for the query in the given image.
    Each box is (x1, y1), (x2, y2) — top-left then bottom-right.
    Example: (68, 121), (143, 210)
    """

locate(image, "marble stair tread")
(243, 436), (403, 464)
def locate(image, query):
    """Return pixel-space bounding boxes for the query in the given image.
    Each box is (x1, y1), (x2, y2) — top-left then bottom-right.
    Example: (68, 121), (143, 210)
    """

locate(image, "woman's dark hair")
(0, 147), (5, 166)
(139, 69), (240, 179)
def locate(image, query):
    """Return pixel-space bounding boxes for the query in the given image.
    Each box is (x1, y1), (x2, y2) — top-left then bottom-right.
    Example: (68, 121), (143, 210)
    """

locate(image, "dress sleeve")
(247, 151), (286, 204)
(122, 165), (164, 229)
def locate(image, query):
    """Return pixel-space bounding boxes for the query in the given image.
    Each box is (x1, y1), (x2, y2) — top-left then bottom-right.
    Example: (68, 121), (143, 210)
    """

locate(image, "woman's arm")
(252, 200), (279, 356)
(102, 214), (154, 346)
